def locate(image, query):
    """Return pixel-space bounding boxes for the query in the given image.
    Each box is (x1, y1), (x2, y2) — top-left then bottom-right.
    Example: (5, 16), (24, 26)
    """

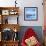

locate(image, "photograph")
(24, 7), (38, 21)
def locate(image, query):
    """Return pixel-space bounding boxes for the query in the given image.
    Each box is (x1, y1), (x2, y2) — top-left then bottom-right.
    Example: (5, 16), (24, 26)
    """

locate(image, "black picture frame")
(24, 7), (38, 21)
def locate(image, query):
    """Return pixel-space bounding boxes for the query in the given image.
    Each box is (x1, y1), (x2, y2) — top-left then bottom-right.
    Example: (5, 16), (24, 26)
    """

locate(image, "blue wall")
(18, 26), (43, 44)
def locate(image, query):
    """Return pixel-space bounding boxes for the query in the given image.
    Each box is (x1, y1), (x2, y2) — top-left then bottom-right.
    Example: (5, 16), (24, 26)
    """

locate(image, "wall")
(18, 26), (43, 43)
(18, 0), (44, 26)
(0, 0), (44, 26)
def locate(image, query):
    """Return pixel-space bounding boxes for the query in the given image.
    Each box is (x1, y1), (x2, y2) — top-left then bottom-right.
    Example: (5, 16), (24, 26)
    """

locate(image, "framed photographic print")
(9, 10), (17, 15)
(2, 10), (9, 15)
(9, 10), (15, 15)
(24, 7), (38, 21)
